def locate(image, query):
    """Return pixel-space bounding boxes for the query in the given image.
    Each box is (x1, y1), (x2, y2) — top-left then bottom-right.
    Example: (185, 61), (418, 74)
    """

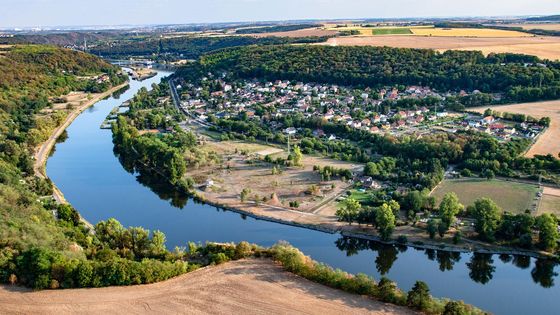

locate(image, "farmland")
(410, 27), (530, 37)
(249, 28), (338, 38)
(431, 178), (539, 213)
(499, 23), (560, 31)
(371, 28), (412, 35)
(470, 100), (560, 157)
(320, 35), (560, 60)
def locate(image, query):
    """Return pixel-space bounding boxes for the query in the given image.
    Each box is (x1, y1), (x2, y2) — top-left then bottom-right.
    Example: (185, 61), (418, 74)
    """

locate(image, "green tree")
(407, 281), (431, 311)
(470, 198), (502, 241)
(240, 188), (251, 202)
(336, 198), (361, 224)
(427, 219), (437, 239)
(376, 203), (396, 240)
(292, 145), (303, 167)
(439, 192), (463, 229)
(443, 301), (470, 315)
(536, 214), (559, 251)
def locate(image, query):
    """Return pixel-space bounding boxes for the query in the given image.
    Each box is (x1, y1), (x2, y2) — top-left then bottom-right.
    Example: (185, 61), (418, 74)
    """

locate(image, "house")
(284, 127), (297, 135)
(360, 177), (382, 190)
(313, 129), (325, 137)
(481, 116), (495, 125)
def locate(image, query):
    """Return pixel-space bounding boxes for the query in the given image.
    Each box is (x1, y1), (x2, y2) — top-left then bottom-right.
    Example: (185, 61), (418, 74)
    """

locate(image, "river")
(46, 71), (560, 315)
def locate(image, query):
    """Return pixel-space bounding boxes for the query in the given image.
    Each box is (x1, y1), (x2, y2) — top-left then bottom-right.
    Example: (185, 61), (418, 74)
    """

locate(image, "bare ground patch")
(0, 259), (412, 315)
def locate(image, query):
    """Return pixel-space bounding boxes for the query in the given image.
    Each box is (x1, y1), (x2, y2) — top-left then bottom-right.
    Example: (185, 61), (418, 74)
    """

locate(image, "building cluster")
(177, 77), (543, 142)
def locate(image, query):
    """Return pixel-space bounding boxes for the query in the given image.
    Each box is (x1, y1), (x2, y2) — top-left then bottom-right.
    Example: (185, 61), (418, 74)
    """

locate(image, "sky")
(1, 0), (559, 28)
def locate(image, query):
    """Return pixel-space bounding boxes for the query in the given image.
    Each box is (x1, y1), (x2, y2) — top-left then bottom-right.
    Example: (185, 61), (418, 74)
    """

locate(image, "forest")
(89, 36), (329, 60)
(235, 23), (322, 34)
(180, 45), (560, 104)
(0, 45), (179, 290)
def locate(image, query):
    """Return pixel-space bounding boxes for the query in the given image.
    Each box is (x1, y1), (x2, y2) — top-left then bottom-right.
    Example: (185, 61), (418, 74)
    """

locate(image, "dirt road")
(0, 259), (413, 315)
(33, 82), (128, 203)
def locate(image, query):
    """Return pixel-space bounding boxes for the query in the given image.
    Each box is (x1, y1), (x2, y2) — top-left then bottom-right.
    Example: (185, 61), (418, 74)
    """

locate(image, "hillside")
(88, 36), (328, 60)
(177, 45), (560, 103)
(0, 258), (414, 315)
(526, 15), (560, 22)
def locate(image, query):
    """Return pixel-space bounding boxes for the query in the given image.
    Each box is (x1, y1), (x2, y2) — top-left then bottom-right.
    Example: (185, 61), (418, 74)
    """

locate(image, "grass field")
(410, 27), (531, 37)
(432, 178), (539, 213)
(371, 28), (412, 35)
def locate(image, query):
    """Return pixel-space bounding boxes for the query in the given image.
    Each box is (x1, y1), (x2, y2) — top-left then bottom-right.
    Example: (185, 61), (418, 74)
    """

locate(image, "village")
(175, 75), (546, 143)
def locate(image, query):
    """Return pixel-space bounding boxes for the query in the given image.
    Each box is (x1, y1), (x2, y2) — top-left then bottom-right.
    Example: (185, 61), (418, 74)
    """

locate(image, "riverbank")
(0, 258), (413, 315)
(33, 82), (129, 203)
(195, 189), (556, 259)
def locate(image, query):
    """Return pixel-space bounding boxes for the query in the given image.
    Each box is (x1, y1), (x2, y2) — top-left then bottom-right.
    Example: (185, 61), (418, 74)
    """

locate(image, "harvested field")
(410, 27), (530, 37)
(319, 36), (560, 60)
(250, 28), (338, 38)
(431, 178), (539, 213)
(499, 23), (560, 31)
(470, 100), (560, 157)
(0, 258), (412, 315)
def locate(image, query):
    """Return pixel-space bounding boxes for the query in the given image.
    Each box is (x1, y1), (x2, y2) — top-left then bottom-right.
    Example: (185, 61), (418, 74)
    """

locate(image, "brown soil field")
(319, 36), (560, 60)
(250, 28), (338, 38)
(470, 100), (560, 157)
(0, 258), (412, 315)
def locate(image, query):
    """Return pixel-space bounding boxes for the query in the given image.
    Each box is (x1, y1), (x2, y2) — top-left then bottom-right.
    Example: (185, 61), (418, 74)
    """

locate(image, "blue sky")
(2, 0), (559, 28)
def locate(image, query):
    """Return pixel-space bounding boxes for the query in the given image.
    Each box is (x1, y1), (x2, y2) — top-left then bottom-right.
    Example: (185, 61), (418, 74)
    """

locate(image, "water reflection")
(467, 253), (495, 284)
(436, 250), (461, 272)
(532, 259), (558, 288)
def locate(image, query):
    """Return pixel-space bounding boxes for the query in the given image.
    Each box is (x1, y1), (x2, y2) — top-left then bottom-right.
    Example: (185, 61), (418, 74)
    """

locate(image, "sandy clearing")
(319, 36), (560, 60)
(470, 100), (560, 157)
(0, 259), (413, 315)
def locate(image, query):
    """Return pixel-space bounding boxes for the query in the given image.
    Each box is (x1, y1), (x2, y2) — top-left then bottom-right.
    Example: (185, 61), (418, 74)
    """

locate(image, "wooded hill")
(89, 36), (329, 60)
(177, 45), (560, 104)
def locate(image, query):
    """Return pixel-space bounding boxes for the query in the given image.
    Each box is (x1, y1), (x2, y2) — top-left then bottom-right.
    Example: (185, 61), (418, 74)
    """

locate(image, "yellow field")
(411, 28), (531, 37)
(320, 36), (560, 61)
(501, 23), (560, 31)
(324, 24), (530, 38)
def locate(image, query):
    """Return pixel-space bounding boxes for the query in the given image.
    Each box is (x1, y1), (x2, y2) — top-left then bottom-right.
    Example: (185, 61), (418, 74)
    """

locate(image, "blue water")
(46, 71), (560, 315)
